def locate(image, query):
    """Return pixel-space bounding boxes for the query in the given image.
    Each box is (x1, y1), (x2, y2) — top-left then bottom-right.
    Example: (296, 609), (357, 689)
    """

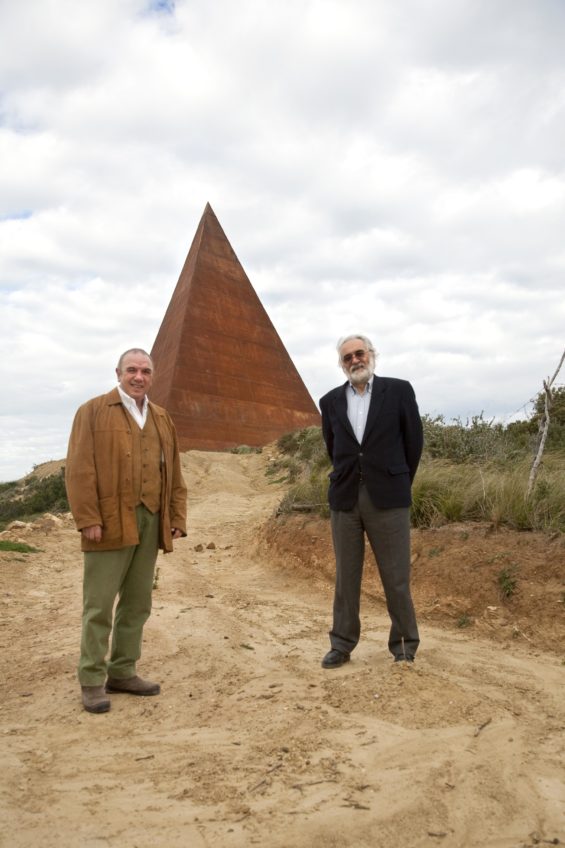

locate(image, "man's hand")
(171, 528), (183, 540)
(82, 525), (103, 543)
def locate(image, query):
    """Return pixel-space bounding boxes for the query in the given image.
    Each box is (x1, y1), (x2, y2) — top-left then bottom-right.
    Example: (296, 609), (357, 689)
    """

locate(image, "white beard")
(349, 363), (374, 385)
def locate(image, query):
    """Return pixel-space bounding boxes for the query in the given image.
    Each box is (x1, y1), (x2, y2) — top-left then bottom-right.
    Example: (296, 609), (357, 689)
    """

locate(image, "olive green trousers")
(78, 505), (159, 686)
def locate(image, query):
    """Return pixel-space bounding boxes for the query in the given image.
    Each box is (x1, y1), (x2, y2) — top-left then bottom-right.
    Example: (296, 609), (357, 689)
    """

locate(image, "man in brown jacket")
(66, 348), (187, 713)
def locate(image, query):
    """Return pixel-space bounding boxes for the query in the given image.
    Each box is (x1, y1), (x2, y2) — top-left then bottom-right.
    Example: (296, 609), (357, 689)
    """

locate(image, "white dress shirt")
(346, 377), (373, 444)
(117, 385), (148, 429)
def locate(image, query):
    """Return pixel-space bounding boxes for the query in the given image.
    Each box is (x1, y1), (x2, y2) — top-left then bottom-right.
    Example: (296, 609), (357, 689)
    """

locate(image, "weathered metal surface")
(150, 203), (321, 450)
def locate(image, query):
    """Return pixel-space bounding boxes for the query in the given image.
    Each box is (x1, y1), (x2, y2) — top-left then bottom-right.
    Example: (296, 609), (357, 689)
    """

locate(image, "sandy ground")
(0, 449), (564, 848)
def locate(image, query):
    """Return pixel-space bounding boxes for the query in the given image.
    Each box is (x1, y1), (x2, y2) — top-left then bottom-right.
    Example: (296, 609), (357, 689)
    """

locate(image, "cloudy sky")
(1, 0), (564, 481)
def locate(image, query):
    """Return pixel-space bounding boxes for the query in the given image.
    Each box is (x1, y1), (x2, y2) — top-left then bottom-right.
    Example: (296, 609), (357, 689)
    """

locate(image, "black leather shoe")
(321, 649), (350, 669)
(394, 654), (415, 663)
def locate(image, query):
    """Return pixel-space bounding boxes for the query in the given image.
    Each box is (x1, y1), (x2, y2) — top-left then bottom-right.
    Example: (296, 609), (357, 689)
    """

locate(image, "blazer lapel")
(362, 377), (386, 443)
(333, 383), (356, 441)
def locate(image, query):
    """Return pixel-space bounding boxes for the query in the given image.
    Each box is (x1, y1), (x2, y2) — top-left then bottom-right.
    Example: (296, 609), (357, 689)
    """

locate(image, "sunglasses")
(342, 349), (368, 365)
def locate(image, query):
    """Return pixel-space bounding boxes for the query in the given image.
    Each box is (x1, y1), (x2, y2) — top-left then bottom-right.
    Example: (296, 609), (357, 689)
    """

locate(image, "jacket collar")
(105, 386), (164, 416)
(106, 387), (123, 406)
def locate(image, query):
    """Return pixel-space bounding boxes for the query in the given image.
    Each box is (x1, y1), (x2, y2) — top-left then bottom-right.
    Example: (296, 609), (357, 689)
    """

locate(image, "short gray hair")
(116, 348), (154, 372)
(336, 334), (377, 366)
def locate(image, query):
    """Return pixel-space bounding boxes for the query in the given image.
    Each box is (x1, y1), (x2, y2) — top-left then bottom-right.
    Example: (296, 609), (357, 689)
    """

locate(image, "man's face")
(116, 353), (153, 402)
(340, 338), (374, 385)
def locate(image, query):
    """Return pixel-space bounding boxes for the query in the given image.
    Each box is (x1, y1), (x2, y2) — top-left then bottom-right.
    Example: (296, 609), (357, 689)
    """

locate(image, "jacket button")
(359, 452), (363, 457)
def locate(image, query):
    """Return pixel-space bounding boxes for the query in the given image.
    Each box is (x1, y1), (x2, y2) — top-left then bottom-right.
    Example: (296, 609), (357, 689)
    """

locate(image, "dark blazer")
(319, 376), (423, 511)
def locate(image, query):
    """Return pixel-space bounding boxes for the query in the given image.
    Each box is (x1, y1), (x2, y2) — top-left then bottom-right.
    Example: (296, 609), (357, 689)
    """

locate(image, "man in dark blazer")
(319, 334), (423, 668)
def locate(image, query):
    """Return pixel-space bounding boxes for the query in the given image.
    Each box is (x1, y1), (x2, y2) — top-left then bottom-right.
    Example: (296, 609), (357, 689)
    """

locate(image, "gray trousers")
(329, 483), (419, 658)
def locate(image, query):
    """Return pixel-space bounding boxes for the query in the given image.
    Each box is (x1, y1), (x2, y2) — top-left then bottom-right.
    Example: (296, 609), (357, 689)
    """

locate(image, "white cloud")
(0, 0), (564, 479)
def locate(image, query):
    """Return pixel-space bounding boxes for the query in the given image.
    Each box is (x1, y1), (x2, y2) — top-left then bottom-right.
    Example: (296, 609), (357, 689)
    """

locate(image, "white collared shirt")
(346, 376), (373, 444)
(117, 385), (148, 429)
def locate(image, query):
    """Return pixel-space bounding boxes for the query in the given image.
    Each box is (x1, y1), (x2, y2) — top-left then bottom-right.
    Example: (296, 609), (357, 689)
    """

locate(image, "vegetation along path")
(0, 448), (563, 847)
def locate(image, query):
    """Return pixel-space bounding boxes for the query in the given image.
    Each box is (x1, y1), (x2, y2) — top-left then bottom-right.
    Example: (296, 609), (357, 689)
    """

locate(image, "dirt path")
(1, 450), (563, 848)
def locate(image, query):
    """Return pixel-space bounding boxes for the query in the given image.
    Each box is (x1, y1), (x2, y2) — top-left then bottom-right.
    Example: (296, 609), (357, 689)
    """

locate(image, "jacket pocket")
(388, 464), (410, 475)
(99, 496), (122, 542)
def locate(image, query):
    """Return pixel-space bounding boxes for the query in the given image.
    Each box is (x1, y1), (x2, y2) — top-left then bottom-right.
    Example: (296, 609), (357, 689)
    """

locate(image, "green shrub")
(277, 470), (330, 518)
(421, 413), (533, 464)
(410, 475), (449, 528)
(0, 468), (69, 529)
(532, 386), (565, 450)
(271, 427), (330, 487)
(0, 481), (18, 495)
(412, 455), (565, 531)
(272, 421), (565, 533)
(498, 566), (518, 598)
(0, 540), (41, 553)
(277, 426), (328, 465)
(272, 427), (331, 510)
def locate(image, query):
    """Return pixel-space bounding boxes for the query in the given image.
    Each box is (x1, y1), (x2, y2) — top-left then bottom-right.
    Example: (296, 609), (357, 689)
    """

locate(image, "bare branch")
(548, 347), (565, 387)
(526, 347), (565, 499)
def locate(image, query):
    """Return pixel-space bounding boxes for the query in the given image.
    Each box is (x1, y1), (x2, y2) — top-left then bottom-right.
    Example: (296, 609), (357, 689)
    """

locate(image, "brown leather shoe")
(105, 675), (160, 696)
(81, 685), (111, 713)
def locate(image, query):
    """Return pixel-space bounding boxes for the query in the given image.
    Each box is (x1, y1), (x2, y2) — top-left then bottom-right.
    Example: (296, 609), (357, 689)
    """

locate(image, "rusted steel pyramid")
(150, 203), (320, 450)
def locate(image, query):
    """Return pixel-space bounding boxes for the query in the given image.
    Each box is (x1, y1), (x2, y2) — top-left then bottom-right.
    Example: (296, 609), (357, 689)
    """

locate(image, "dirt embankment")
(264, 512), (565, 655)
(0, 448), (563, 848)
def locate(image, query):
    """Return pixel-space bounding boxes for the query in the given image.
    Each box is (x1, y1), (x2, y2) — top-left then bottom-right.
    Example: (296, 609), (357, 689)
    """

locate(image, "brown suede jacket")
(65, 388), (187, 553)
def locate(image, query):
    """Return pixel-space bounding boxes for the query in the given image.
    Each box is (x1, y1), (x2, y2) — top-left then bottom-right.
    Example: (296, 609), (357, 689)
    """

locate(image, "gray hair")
(336, 334), (378, 367)
(116, 348), (154, 372)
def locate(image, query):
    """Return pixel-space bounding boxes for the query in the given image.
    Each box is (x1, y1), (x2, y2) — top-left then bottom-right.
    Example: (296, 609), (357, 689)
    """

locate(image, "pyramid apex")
(150, 206), (320, 450)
